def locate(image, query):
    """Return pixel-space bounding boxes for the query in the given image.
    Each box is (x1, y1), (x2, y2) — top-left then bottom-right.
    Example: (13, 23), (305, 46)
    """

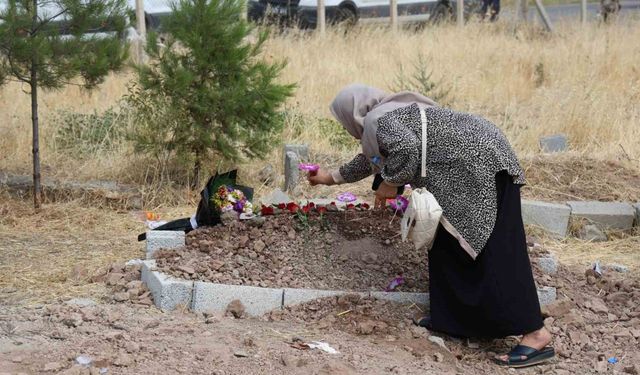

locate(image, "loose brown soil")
(155, 213), (428, 292)
(1, 246), (639, 375)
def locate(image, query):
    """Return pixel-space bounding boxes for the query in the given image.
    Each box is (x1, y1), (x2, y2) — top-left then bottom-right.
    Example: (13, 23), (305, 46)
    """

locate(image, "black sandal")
(412, 315), (432, 330)
(493, 345), (555, 368)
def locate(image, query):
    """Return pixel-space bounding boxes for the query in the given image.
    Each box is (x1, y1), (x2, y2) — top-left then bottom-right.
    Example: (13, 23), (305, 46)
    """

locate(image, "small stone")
(281, 354), (295, 367)
(233, 350), (249, 358)
(177, 266), (195, 275)
(113, 353), (133, 367)
(296, 358), (308, 367)
(589, 298), (609, 314)
(605, 263), (629, 273)
(433, 353), (444, 362)
(243, 337), (255, 347)
(536, 256), (558, 275)
(126, 280), (143, 289)
(44, 362), (65, 372)
(226, 299), (245, 319)
(623, 365), (639, 375)
(287, 230), (296, 240)
(578, 224), (607, 242)
(11, 355), (23, 363)
(253, 240), (266, 252)
(125, 342), (140, 353)
(357, 320), (376, 335)
(542, 299), (573, 317)
(113, 293), (129, 302)
(210, 260), (225, 271)
(362, 253), (378, 264)
(539, 134), (567, 153)
(75, 355), (93, 367)
(428, 336), (449, 352)
(106, 273), (124, 286)
(62, 313), (84, 328)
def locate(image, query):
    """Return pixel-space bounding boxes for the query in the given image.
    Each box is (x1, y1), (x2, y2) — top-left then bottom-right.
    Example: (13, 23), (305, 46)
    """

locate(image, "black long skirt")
(428, 171), (544, 338)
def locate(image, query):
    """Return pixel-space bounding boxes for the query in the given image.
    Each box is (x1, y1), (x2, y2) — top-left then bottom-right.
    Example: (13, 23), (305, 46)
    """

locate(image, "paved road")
(503, 0), (640, 23)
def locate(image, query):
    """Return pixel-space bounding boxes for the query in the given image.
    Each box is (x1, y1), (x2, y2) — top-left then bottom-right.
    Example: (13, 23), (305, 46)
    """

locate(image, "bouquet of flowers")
(211, 185), (254, 216)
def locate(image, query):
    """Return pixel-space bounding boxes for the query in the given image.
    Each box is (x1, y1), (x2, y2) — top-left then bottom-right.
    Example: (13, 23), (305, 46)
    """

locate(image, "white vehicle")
(247, 0), (479, 27)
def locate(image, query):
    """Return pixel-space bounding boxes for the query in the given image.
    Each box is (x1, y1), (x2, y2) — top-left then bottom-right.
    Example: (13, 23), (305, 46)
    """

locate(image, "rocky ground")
(1, 240), (639, 375)
(154, 213), (428, 292)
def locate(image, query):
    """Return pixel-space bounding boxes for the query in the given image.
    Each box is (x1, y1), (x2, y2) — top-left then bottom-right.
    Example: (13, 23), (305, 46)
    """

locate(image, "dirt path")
(1, 257), (638, 375)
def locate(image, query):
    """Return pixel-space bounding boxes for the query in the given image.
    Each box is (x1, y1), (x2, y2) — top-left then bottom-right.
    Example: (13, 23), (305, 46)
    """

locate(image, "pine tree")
(131, 0), (295, 185)
(0, 0), (129, 209)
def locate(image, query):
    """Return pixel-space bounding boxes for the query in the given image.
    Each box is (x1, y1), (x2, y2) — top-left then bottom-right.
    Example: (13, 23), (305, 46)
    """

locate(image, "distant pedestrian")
(481, 0), (500, 21)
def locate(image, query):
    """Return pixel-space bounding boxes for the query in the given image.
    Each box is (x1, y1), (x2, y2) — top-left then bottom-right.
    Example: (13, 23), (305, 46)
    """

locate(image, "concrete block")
(535, 256), (558, 275)
(260, 188), (291, 206)
(539, 134), (567, 153)
(369, 291), (430, 306)
(141, 261), (193, 311)
(521, 200), (571, 237)
(283, 151), (299, 193)
(146, 230), (185, 259)
(283, 288), (349, 308)
(634, 203), (640, 226)
(191, 282), (283, 317)
(567, 201), (636, 230)
(537, 286), (557, 306)
(284, 144), (309, 163)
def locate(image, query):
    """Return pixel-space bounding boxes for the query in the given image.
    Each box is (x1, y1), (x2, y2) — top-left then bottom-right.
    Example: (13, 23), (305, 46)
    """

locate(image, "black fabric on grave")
(137, 170), (253, 241)
(427, 171), (544, 338)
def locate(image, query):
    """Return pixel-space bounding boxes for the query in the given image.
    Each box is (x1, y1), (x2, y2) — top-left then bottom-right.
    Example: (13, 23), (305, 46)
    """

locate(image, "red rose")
(260, 205), (274, 216)
(317, 206), (327, 214)
(277, 203), (286, 209)
(286, 202), (299, 213)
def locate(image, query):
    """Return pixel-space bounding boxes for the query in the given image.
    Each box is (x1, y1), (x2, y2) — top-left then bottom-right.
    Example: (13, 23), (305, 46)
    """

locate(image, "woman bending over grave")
(307, 84), (554, 368)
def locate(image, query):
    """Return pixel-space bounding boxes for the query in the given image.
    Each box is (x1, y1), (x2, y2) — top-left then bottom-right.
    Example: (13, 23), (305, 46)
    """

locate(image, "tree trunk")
(31, 0), (41, 209)
(192, 153), (202, 189)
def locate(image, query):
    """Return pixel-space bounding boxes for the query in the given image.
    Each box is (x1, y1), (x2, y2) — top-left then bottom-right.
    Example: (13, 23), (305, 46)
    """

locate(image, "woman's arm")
(333, 153), (374, 184)
(307, 153), (373, 186)
(377, 118), (420, 187)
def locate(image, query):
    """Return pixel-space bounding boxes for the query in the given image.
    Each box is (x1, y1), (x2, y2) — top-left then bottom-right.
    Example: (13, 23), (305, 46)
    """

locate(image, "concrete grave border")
(521, 199), (640, 239)
(141, 259), (557, 314)
(141, 260), (429, 315)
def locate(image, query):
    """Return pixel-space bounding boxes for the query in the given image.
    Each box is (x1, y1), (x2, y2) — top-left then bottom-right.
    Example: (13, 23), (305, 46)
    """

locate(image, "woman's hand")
(308, 169), (335, 186)
(374, 181), (398, 209)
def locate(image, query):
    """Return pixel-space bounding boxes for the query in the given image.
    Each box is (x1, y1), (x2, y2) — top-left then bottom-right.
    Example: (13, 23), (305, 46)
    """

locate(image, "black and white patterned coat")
(337, 104), (526, 255)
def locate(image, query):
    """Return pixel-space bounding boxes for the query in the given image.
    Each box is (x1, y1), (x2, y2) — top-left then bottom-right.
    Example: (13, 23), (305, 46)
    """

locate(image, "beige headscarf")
(330, 83), (438, 171)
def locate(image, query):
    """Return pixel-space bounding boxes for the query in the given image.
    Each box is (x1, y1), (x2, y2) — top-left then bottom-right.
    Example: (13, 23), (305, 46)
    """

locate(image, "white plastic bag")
(401, 188), (443, 250)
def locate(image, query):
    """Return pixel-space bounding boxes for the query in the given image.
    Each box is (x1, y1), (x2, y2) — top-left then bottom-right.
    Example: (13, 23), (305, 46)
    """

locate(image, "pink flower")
(336, 192), (357, 203)
(298, 163), (319, 176)
(385, 276), (405, 292)
(389, 195), (409, 213)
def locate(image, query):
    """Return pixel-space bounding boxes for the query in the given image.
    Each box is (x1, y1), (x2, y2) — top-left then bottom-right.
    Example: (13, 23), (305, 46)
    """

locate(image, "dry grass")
(0, 191), (196, 305)
(1, 20), (640, 194)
